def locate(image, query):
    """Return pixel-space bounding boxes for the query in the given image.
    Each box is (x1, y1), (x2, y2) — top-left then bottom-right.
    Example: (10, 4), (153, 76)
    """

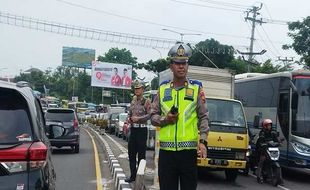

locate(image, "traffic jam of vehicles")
(1, 68), (310, 189)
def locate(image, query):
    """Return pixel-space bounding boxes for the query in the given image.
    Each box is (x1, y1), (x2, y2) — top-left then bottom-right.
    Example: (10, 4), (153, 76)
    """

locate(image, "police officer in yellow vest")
(151, 43), (209, 190)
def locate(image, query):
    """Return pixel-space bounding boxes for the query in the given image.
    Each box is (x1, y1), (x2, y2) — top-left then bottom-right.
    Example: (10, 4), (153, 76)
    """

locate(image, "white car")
(115, 113), (128, 138)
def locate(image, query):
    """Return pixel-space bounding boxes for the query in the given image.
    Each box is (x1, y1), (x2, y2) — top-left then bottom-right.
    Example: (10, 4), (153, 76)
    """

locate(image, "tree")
(284, 16), (310, 68)
(137, 59), (170, 74)
(98, 48), (138, 67)
(189, 38), (234, 69)
(15, 70), (47, 93)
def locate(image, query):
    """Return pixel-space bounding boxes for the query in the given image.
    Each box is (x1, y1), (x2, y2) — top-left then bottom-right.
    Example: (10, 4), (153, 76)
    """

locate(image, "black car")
(0, 81), (56, 190)
(45, 108), (80, 153)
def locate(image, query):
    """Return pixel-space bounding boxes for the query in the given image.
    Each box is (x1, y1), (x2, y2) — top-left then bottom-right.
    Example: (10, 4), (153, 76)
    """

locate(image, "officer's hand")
(131, 116), (139, 123)
(165, 112), (178, 124)
(197, 143), (207, 158)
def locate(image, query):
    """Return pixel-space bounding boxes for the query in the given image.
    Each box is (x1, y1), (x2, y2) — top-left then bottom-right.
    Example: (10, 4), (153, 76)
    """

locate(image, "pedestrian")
(151, 42), (209, 190)
(125, 80), (152, 183)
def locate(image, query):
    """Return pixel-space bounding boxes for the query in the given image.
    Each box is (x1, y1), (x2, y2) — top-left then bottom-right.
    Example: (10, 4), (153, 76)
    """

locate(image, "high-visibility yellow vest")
(159, 81), (200, 151)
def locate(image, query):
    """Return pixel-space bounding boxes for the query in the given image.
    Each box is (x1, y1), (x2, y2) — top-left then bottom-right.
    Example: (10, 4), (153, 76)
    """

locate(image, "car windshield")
(206, 99), (246, 128)
(45, 109), (75, 122)
(0, 88), (32, 144)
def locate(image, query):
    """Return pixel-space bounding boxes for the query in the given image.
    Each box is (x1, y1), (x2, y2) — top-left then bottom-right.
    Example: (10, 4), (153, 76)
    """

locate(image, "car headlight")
(291, 141), (310, 155)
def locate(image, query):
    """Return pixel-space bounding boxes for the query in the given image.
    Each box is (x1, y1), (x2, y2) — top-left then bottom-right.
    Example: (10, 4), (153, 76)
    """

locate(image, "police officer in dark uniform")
(125, 80), (151, 183)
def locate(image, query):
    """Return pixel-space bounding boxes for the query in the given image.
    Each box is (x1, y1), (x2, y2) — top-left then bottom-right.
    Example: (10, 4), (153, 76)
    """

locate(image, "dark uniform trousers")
(159, 149), (197, 190)
(128, 127), (148, 179)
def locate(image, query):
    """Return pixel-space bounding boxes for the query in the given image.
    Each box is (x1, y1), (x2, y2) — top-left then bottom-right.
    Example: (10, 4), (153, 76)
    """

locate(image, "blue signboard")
(62, 47), (95, 69)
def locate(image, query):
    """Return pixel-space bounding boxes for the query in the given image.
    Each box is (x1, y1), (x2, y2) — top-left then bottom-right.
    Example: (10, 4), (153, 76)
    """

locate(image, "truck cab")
(197, 97), (248, 181)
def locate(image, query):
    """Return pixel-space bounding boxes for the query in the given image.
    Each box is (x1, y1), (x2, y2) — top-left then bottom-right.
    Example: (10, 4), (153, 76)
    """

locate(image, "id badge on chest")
(163, 88), (172, 102)
(184, 88), (194, 101)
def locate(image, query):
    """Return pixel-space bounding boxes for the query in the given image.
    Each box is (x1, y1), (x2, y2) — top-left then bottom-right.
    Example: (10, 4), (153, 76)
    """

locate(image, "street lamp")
(152, 47), (162, 59)
(162, 28), (201, 42)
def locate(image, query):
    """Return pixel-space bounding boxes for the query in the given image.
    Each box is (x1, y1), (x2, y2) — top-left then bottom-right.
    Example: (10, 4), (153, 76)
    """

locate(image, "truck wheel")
(225, 169), (238, 182)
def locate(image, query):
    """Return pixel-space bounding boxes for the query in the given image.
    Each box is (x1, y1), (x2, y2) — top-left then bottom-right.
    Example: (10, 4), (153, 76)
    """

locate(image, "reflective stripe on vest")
(159, 82), (199, 151)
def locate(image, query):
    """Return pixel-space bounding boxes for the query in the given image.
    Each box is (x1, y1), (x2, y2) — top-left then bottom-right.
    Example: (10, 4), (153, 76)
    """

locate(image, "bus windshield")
(292, 77), (310, 138)
(206, 99), (246, 128)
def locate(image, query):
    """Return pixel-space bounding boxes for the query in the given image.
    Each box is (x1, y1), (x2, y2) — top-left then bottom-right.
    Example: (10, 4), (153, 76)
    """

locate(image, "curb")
(88, 125), (132, 190)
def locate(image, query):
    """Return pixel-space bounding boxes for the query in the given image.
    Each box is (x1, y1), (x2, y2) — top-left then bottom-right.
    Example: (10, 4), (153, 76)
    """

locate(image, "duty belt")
(132, 123), (147, 128)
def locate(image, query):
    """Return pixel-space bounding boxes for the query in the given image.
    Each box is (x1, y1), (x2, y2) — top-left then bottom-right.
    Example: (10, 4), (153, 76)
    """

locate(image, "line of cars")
(0, 81), (80, 189)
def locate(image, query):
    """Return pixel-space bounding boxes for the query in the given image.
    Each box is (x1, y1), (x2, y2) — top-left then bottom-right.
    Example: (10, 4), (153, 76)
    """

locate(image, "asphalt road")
(106, 132), (310, 190)
(51, 128), (114, 190)
(50, 126), (310, 190)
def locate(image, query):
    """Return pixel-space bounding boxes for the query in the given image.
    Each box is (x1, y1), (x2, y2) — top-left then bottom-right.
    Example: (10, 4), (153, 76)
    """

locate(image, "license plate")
(209, 159), (228, 166)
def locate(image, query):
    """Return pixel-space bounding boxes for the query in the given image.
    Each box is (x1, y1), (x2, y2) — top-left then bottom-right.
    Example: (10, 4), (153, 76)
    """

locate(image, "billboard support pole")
(101, 87), (104, 105)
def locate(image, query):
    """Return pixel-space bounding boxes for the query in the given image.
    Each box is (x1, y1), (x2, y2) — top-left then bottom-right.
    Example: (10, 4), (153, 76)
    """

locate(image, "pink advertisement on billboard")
(91, 61), (132, 89)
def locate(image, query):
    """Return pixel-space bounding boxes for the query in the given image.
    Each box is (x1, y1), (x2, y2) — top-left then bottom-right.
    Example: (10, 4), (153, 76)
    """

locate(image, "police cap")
(168, 43), (192, 63)
(133, 80), (144, 89)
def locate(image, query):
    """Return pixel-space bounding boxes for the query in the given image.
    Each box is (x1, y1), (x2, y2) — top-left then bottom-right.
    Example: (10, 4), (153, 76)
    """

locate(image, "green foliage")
(137, 59), (170, 74)
(97, 47), (138, 67)
(189, 38), (234, 68)
(284, 16), (310, 68)
(15, 70), (47, 92)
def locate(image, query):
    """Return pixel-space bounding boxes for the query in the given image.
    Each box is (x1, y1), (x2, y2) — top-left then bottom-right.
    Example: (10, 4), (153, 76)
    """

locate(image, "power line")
(196, 0), (250, 9)
(54, 0), (248, 40)
(260, 26), (283, 55)
(170, 0), (245, 12)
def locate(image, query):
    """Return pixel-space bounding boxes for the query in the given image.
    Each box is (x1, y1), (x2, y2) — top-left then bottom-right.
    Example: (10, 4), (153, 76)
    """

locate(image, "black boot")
(125, 177), (135, 183)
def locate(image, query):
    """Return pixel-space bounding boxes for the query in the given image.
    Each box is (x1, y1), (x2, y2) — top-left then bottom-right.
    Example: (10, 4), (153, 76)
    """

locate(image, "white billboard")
(91, 61), (132, 89)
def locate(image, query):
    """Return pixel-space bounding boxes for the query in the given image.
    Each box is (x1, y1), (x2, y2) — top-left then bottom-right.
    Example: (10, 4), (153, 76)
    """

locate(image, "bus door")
(278, 90), (290, 163)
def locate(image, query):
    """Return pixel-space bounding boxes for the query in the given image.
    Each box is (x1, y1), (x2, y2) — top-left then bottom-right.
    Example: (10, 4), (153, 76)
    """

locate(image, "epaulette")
(160, 80), (171, 86)
(189, 79), (202, 87)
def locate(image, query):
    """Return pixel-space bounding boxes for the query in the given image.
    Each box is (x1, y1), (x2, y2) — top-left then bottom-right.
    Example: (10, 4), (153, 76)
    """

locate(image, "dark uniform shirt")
(128, 95), (151, 124)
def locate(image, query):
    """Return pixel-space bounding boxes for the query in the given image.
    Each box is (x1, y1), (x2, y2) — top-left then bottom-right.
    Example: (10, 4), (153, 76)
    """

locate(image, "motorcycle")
(256, 140), (283, 186)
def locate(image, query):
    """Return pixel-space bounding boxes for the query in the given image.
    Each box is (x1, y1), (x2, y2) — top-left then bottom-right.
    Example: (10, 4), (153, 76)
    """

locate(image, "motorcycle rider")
(255, 119), (280, 183)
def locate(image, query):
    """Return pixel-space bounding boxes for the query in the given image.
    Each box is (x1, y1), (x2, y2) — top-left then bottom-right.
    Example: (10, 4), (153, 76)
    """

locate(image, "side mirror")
(46, 124), (66, 139)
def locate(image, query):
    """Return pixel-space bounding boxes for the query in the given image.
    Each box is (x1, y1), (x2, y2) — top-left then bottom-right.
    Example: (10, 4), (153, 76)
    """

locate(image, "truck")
(159, 66), (249, 182)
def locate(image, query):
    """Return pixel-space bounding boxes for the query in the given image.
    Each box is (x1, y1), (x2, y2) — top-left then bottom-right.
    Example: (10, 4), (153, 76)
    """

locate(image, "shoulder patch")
(160, 80), (171, 86)
(189, 79), (202, 87)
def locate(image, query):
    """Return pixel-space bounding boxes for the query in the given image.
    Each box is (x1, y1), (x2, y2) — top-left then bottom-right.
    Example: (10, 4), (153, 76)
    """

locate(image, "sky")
(0, 0), (309, 81)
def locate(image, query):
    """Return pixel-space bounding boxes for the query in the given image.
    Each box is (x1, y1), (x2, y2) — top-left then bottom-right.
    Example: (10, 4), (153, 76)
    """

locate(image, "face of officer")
(134, 87), (143, 97)
(170, 61), (188, 80)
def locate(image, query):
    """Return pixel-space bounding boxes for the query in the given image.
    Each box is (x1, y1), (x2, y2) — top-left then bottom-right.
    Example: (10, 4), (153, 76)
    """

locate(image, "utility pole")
(241, 3), (266, 72)
(278, 56), (294, 67)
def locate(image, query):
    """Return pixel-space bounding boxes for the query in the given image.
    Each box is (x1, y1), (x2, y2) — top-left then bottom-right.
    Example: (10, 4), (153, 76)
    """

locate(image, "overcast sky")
(0, 0), (309, 80)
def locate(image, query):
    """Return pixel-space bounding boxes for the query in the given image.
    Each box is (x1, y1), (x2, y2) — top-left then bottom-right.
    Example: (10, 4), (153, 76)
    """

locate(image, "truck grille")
(207, 149), (236, 160)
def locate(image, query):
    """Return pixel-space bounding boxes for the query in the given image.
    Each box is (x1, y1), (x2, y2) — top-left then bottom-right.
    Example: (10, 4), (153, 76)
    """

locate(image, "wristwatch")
(199, 139), (208, 147)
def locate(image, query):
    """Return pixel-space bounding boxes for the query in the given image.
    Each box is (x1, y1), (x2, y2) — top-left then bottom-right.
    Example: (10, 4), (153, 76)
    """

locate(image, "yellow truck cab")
(197, 97), (248, 181)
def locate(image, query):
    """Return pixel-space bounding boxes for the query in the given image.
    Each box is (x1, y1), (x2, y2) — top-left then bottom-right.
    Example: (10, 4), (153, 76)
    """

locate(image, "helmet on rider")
(262, 119), (272, 130)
